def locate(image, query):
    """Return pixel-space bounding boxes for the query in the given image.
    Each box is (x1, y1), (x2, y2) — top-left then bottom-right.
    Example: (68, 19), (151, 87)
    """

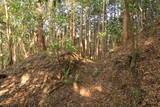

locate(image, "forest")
(0, 0), (160, 106)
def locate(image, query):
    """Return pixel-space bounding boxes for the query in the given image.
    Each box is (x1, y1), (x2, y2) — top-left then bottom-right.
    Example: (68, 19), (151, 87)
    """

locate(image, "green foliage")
(49, 38), (77, 53)
(106, 20), (121, 36)
(0, 21), (6, 35)
(92, 68), (102, 77)
(121, 103), (130, 107)
(90, 0), (103, 15)
(74, 74), (80, 82)
(63, 72), (81, 84)
(64, 79), (73, 84)
(63, 39), (77, 52)
(0, 11), (6, 35)
(63, 68), (72, 84)
(77, 0), (91, 7)
(131, 87), (144, 104)
(97, 32), (106, 39)
(53, 14), (69, 28)
(49, 42), (60, 51)
(0, 0), (159, 68)
(63, 67), (80, 84)
(106, 20), (122, 43)
(128, 3), (138, 12)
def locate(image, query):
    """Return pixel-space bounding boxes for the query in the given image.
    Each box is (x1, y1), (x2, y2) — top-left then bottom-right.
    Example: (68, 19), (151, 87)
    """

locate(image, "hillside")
(0, 20), (160, 107)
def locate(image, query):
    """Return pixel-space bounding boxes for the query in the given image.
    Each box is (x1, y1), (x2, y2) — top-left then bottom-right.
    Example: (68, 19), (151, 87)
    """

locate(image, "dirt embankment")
(0, 20), (160, 107)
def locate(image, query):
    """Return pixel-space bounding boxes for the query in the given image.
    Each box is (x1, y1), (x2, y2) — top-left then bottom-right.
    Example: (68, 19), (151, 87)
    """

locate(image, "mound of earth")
(104, 19), (160, 106)
(0, 52), (107, 107)
(0, 20), (160, 107)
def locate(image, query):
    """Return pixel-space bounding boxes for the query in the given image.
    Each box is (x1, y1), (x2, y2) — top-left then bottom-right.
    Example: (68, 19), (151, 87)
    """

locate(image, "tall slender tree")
(71, 0), (77, 46)
(80, 7), (84, 57)
(123, 0), (130, 44)
(37, 0), (46, 51)
(4, 0), (14, 65)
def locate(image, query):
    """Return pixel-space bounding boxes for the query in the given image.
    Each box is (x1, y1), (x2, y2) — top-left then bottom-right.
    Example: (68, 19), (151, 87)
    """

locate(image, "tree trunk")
(94, 16), (100, 59)
(69, 15), (73, 41)
(8, 37), (13, 65)
(4, 0), (13, 65)
(87, 17), (91, 57)
(84, 13), (88, 56)
(13, 41), (16, 63)
(0, 34), (4, 69)
(93, 17), (97, 59)
(101, 0), (107, 57)
(37, 1), (46, 51)
(71, 0), (76, 46)
(80, 8), (83, 57)
(123, 0), (130, 44)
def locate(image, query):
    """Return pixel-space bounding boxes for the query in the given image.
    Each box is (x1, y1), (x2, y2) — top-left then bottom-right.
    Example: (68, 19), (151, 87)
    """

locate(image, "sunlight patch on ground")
(0, 82), (9, 88)
(82, 58), (95, 63)
(92, 85), (102, 92)
(8, 83), (15, 88)
(144, 38), (153, 46)
(73, 83), (103, 97)
(73, 83), (91, 97)
(79, 87), (91, 97)
(0, 89), (9, 96)
(73, 82), (79, 92)
(20, 73), (30, 86)
(56, 73), (62, 79)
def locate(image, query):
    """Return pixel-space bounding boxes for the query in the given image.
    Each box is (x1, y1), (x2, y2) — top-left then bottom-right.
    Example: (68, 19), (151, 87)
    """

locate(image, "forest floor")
(0, 20), (160, 107)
